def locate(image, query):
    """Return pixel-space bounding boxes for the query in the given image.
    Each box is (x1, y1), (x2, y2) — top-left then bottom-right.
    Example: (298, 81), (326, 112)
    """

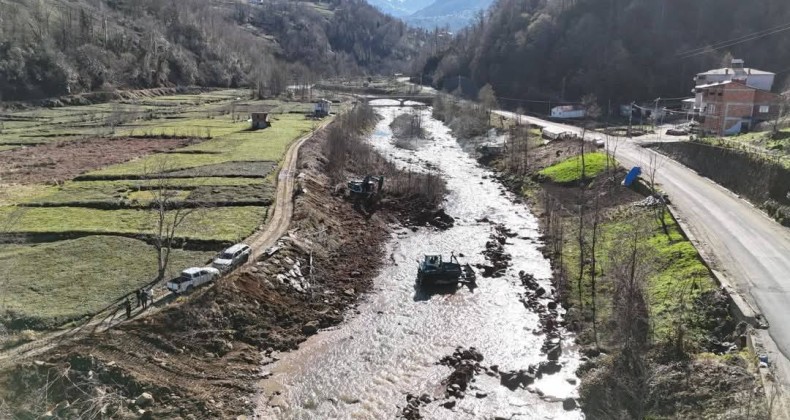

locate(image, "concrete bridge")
(359, 94), (435, 107)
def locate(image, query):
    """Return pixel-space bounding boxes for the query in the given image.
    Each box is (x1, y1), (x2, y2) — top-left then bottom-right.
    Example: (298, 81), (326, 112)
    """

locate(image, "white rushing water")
(256, 104), (582, 419)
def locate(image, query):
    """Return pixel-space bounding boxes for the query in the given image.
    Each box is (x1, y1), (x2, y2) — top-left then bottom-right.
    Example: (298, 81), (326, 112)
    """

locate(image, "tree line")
(413, 0), (790, 110)
(0, 0), (426, 101)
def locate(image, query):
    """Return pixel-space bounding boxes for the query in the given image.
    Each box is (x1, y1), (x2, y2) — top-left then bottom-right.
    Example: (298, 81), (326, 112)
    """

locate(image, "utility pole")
(628, 101), (635, 138)
(654, 97), (661, 130)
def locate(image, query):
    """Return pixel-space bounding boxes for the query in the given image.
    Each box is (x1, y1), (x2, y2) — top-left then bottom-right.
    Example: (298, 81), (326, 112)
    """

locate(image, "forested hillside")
(0, 0), (423, 101)
(415, 0), (790, 107)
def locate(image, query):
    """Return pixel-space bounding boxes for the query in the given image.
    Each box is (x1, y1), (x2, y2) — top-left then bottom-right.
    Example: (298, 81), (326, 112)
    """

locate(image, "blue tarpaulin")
(623, 166), (642, 187)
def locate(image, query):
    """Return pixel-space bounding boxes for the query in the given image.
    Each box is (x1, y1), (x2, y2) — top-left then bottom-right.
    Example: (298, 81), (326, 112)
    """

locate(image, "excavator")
(347, 175), (384, 199)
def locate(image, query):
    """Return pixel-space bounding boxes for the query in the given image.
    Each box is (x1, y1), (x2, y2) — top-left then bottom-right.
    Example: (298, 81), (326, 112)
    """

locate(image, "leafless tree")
(646, 152), (669, 237)
(590, 195), (601, 346)
(506, 122), (530, 176)
(610, 220), (652, 350)
(142, 158), (202, 281)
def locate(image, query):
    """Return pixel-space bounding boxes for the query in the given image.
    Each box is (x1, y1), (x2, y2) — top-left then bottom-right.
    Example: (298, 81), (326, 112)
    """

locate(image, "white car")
(593, 136), (606, 148)
(166, 267), (220, 294)
(212, 243), (251, 273)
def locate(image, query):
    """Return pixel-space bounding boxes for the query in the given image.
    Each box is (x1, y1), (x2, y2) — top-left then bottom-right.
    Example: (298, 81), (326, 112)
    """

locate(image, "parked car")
(212, 243), (251, 273)
(593, 136), (606, 148)
(166, 267), (220, 294)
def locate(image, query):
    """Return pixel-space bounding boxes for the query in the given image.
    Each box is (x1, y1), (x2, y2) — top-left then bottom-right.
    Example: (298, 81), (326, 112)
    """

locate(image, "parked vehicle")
(212, 243), (251, 273)
(593, 136), (606, 148)
(167, 267), (220, 294)
(416, 253), (476, 287)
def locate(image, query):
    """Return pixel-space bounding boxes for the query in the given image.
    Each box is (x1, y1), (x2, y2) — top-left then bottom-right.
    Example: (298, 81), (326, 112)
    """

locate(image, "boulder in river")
(302, 321), (320, 335)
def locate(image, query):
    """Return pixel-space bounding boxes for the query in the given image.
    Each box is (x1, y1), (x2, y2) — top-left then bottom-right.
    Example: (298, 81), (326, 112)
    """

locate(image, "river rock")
(563, 398), (578, 410)
(538, 361), (562, 375)
(499, 371), (521, 390)
(302, 321), (320, 335)
(135, 392), (155, 408)
(475, 391), (488, 399)
(443, 399), (456, 409)
(547, 344), (562, 361)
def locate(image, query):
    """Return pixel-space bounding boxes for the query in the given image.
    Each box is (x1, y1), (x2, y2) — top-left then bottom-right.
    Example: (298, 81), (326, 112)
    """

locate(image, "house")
(697, 79), (780, 136)
(314, 99), (331, 117)
(551, 105), (585, 119)
(691, 59), (775, 115)
(251, 112), (270, 130)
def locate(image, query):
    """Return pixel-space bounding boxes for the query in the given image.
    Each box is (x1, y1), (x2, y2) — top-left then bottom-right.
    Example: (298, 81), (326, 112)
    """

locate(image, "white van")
(212, 243), (252, 273)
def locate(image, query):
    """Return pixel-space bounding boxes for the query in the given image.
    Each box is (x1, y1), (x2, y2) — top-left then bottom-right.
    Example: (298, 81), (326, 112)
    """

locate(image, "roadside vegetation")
(0, 89), (330, 333)
(433, 97), (768, 419)
(538, 152), (613, 183)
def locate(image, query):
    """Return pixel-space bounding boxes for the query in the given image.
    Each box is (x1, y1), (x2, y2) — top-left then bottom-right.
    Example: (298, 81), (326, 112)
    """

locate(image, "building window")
(707, 104), (716, 114)
(759, 105), (770, 113)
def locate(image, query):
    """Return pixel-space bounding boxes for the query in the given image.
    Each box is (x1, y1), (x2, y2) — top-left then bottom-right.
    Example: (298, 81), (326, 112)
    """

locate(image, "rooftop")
(698, 67), (774, 76)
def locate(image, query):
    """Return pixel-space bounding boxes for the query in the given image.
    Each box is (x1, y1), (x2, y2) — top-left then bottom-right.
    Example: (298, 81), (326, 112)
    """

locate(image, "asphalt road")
(495, 110), (790, 368)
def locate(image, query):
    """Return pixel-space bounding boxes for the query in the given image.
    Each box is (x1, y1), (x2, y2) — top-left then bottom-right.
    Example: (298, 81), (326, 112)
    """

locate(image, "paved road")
(496, 110), (790, 378)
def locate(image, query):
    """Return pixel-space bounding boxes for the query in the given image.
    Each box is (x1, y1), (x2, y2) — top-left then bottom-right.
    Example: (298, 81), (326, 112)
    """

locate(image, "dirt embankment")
(0, 137), (203, 185)
(0, 108), (448, 419)
(651, 141), (790, 226)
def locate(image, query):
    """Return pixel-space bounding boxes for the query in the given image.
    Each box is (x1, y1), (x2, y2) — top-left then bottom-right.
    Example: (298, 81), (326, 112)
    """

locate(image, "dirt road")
(0, 117), (334, 369)
(246, 118), (333, 260)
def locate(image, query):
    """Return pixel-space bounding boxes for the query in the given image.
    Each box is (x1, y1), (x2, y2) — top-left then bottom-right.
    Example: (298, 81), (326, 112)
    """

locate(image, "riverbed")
(256, 104), (581, 419)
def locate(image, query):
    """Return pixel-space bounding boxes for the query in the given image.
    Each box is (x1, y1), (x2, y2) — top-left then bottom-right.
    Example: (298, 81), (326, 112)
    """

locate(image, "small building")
(251, 112), (270, 130)
(551, 105), (585, 119)
(697, 80), (780, 136)
(314, 99), (331, 117)
(542, 126), (574, 140)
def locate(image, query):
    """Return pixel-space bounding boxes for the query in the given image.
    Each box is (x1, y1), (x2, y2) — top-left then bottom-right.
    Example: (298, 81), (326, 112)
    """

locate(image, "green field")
(0, 206), (267, 242)
(0, 236), (215, 328)
(564, 208), (716, 342)
(539, 152), (613, 183)
(88, 114), (313, 177)
(0, 89), (328, 330)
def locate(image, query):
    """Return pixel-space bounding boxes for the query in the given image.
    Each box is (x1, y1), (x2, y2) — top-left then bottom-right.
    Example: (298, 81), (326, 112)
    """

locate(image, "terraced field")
(0, 89), (327, 329)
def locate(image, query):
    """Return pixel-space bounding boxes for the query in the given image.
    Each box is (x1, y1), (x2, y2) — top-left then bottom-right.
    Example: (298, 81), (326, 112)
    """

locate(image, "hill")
(405, 0), (495, 30)
(365, 0), (434, 17)
(0, 0), (423, 101)
(414, 0), (790, 106)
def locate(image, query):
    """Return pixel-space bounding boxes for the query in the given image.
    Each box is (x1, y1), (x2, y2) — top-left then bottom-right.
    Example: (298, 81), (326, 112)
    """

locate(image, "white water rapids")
(255, 104), (582, 419)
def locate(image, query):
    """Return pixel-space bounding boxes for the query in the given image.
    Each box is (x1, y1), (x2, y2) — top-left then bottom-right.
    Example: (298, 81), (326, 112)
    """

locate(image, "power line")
(677, 22), (790, 58)
(676, 21), (790, 56)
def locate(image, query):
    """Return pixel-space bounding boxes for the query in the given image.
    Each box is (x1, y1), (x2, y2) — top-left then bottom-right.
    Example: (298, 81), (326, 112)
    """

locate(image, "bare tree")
(646, 152), (669, 237)
(590, 195), (601, 347)
(142, 158), (200, 281)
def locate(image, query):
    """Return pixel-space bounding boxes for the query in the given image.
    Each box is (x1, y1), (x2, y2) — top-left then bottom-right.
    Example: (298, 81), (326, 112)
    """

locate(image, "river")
(256, 104), (582, 419)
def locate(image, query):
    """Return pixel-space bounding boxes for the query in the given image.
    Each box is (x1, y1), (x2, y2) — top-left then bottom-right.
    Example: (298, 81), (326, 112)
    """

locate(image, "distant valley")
(367, 0), (494, 29)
